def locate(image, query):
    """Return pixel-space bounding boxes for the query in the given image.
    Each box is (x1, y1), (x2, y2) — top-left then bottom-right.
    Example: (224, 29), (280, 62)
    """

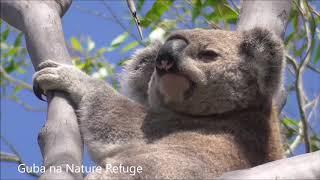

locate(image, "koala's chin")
(158, 73), (191, 104)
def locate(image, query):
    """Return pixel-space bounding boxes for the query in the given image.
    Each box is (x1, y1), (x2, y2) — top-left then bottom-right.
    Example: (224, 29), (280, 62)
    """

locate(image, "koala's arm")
(240, 27), (285, 98)
(33, 60), (146, 163)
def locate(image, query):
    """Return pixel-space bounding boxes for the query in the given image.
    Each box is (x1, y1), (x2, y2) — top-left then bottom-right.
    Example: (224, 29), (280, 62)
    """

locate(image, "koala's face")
(148, 29), (268, 115)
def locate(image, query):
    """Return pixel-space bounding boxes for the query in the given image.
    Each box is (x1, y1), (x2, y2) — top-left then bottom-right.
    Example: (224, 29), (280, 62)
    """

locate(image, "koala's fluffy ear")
(240, 27), (285, 98)
(119, 41), (162, 106)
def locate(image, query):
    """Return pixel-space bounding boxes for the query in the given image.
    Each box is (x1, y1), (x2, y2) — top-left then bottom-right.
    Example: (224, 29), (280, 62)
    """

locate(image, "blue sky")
(1, 1), (319, 179)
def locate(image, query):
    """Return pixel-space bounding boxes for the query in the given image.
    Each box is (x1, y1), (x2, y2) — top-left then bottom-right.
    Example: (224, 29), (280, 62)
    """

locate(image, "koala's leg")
(33, 60), (147, 164)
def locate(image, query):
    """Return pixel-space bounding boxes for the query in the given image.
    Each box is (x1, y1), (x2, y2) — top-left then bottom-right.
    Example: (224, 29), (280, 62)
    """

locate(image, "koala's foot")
(33, 60), (89, 104)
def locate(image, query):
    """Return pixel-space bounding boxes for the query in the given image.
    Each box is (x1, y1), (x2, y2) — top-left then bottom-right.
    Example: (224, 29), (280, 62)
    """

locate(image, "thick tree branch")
(218, 151), (320, 179)
(0, 0), (83, 179)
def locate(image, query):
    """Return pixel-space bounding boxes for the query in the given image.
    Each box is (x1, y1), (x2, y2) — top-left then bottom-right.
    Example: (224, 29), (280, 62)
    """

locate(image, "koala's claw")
(33, 80), (46, 101)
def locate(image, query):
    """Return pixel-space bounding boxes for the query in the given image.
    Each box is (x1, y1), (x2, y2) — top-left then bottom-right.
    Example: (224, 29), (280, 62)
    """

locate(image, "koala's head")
(121, 28), (284, 116)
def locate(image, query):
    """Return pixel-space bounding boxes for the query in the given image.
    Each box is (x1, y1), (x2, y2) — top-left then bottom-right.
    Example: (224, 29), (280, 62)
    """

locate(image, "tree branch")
(102, 1), (146, 46)
(0, 135), (39, 177)
(1, 0), (83, 179)
(0, 65), (33, 91)
(218, 151), (320, 179)
(294, 0), (315, 153)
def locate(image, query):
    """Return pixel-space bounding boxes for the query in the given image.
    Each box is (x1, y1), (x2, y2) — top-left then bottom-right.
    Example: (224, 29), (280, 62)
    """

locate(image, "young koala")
(33, 27), (285, 179)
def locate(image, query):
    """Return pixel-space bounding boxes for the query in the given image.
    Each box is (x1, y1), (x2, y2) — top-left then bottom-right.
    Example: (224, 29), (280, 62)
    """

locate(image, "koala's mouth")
(158, 72), (194, 103)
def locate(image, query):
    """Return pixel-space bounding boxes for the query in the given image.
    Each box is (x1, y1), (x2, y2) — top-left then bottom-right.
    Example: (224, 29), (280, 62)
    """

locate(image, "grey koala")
(33, 27), (285, 179)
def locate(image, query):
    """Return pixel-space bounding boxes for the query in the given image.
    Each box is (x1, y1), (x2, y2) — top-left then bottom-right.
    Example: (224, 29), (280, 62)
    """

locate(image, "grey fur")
(33, 27), (285, 179)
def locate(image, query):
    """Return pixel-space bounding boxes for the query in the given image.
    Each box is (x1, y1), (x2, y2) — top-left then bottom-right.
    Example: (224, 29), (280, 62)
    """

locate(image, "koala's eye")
(198, 50), (219, 62)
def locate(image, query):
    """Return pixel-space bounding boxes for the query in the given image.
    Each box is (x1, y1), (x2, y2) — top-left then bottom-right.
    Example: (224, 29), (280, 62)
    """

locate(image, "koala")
(33, 27), (285, 179)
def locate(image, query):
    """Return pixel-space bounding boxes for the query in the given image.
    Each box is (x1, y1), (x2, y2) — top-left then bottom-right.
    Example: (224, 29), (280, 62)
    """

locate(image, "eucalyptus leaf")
(71, 37), (83, 52)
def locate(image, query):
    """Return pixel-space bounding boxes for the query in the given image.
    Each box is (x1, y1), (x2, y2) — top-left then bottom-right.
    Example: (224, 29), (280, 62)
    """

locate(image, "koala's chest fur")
(142, 106), (282, 163)
(92, 105), (283, 178)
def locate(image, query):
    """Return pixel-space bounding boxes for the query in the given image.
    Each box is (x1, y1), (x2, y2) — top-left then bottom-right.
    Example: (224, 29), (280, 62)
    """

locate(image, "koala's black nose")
(156, 38), (188, 72)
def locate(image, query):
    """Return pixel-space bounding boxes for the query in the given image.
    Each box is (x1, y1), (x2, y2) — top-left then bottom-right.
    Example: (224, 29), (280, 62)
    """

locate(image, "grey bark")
(218, 1), (320, 179)
(218, 151), (320, 179)
(237, 0), (291, 38)
(0, 0), (83, 179)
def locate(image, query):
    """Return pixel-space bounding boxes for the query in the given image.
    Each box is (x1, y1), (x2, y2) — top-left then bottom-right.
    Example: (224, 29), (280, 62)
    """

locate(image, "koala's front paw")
(33, 60), (88, 102)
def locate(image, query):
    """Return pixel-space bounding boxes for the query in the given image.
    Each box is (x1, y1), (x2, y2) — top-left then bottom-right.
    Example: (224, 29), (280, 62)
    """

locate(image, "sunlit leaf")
(149, 27), (166, 42)
(97, 48), (107, 56)
(140, 0), (173, 27)
(71, 37), (83, 52)
(111, 32), (129, 47)
(282, 118), (299, 131)
(108, 32), (129, 52)
(122, 41), (139, 52)
(4, 47), (19, 58)
(0, 42), (8, 50)
(87, 38), (95, 52)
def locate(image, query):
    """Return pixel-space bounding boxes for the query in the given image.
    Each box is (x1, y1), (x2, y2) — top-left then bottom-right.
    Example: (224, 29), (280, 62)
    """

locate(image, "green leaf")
(137, 0), (145, 12)
(314, 44), (320, 64)
(1, 28), (10, 42)
(5, 47), (19, 57)
(5, 59), (19, 73)
(71, 37), (83, 52)
(220, 4), (238, 23)
(14, 33), (23, 47)
(192, 0), (202, 22)
(13, 86), (23, 94)
(140, 0), (174, 27)
(206, 2), (238, 24)
(109, 32), (129, 51)
(284, 32), (295, 45)
(206, 0), (225, 7)
(97, 48), (107, 56)
(121, 41), (139, 52)
(282, 118), (298, 131)
(310, 136), (320, 151)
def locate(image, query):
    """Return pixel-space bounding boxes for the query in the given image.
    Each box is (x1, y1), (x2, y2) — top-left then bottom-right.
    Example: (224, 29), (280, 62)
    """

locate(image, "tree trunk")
(0, 0), (83, 179)
(237, 0), (291, 38)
